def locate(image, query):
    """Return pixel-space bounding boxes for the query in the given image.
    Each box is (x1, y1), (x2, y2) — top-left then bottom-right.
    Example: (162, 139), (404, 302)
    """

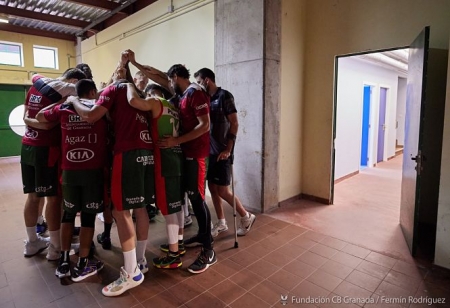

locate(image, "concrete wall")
(215, 0), (281, 213)
(81, 0), (214, 85)
(302, 0), (450, 201)
(0, 30), (76, 84)
(335, 57), (401, 179)
(279, 0), (306, 202)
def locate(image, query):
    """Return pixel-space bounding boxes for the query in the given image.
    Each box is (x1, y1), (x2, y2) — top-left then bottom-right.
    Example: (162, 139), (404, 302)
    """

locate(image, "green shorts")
(62, 169), (105, 214)
(155, 176), (183, 216)
(111, 149), (155, 211)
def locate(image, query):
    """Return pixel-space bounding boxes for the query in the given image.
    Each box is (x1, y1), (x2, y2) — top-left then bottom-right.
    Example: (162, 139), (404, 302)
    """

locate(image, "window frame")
(33, 45), (59, 70)
(0, 41), (24, 67)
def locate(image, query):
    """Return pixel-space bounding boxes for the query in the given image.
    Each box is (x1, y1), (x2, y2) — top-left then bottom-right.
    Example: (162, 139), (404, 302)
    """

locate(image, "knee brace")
(80, 211), (96, 228)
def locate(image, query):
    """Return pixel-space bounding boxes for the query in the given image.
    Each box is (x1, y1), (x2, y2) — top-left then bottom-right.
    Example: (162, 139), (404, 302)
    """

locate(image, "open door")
(400, 26), (448, 259)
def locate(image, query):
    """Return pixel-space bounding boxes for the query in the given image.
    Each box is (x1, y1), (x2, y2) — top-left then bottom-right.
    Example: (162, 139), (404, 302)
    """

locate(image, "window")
(33, 45), (58, 69)
(0, 41), (23, 66)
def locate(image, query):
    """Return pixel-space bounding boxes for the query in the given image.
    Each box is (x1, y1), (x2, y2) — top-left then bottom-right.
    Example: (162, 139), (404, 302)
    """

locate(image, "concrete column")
(215, 0), (281, 213)
(75, 37), (82, 65)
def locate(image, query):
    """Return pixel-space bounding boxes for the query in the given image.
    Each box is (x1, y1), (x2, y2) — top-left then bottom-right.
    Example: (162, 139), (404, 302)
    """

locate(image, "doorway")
(332, 48), (408, 255)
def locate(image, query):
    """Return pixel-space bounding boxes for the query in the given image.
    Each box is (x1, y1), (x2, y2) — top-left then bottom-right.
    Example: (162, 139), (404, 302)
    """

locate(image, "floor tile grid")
(190, 216), (437, 308)
(16, 211), (441, 308)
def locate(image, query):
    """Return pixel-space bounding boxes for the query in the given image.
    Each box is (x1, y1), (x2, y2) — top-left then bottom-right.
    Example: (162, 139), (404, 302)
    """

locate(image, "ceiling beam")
(1, 6), (89, 28)
(65, 0), (121, 11)
(0, 23), (75, 42)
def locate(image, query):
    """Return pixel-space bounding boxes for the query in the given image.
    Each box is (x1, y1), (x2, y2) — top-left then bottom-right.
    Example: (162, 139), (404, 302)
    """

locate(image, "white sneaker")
(137, 257), (148, 274)
(211, 222), (228, 237)
(237, 213), (256, 236)
(24, 235), (49, 257)
(184, 215), (193, 227)
(97, 213), (105, 222)
(102, 266), (144, 297)
(46, 243), (60, 261)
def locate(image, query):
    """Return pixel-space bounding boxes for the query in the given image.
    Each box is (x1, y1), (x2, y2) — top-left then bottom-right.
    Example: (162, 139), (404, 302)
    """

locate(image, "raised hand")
(120, 51), (129, 67)
(125, 49), (136, 63)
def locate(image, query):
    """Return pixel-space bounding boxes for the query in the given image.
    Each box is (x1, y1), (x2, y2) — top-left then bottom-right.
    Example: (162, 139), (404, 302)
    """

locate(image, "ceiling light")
(0, 14), (9, 23)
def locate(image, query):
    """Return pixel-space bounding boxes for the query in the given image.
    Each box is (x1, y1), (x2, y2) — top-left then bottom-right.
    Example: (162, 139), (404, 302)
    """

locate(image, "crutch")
(230, 141), (238, 248)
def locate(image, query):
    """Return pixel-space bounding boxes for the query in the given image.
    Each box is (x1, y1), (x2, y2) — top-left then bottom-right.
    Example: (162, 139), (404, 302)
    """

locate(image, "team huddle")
(20, 50), (255, 297)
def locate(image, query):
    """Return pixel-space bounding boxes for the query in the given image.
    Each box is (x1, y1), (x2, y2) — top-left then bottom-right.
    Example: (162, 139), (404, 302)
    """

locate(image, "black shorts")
(207, 155), (231, 186)
(62, 169), (106, 214)
(21, 144), (60, 196)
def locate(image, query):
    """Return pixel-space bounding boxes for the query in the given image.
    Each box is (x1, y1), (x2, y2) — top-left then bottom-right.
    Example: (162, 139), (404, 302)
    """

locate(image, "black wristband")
(227, 133), (237, 141)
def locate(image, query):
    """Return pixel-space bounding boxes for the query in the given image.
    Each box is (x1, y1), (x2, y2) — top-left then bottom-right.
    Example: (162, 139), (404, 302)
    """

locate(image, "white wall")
(80, 0), (214, 85)
(396, 77), (407, 147)
(303, 0), (450, 200)
(335, 57), (401, 180)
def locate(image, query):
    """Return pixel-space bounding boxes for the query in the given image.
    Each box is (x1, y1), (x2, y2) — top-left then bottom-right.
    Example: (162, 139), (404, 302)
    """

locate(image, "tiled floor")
(0, 156), (449, 308)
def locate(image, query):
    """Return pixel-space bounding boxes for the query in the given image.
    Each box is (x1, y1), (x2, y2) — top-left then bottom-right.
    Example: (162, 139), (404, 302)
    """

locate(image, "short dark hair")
(167, 64), (190, 79)
(144, 83), (172, 98)
(76, 79), (97, 97)
(75, 63), (93, 79)
(63, 68), (86, 81)
(194, 68), (215, 83)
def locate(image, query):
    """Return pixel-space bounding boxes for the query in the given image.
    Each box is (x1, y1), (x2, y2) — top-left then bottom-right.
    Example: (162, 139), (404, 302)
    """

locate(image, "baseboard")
(278, 193), (330, 206)
(278, 193), (302, 207)
(300, 193), (330, 205)
(334, 170), (359, 184)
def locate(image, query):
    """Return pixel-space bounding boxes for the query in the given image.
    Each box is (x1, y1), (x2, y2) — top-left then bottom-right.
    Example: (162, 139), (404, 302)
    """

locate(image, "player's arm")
(71, 97), (108, 124)
(104, 51), (132, 87)
(126, 83), (161, 115)
(220, 112), (239, 157)
(159, 113), (210, 148)
(126, 49), (173, 94)
(23, 105), (59, 130)
(35, 103), (60, 123)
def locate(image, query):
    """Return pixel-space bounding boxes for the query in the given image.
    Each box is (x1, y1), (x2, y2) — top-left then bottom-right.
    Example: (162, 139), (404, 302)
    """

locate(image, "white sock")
(124, 248), (137, 274)
(26, 227), (38, 242)
(37, 215), (44, 224)
(49, 230), (60, 249)
(176, 210), (184, 229)
(183, 195), (189, 216)
(164, 213), (179, 245)
(178, 235), (183, 241)
(219, 218), (226, 225)
(135, 240), (147, 261)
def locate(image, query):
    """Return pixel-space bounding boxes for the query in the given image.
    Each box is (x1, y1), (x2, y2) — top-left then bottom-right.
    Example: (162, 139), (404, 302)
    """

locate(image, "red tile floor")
(0, 155), (449, 308)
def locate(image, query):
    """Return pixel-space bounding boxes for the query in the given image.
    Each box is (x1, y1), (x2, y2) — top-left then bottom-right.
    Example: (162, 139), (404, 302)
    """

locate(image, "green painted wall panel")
(0, 84), (27, 157)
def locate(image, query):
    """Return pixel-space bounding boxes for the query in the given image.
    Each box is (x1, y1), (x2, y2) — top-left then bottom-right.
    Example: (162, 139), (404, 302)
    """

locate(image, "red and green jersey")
(176, 83), (210, 158)
(43, 99), (108, 170)
(150, 97), (183, 177)
(96, 82), (153, 153)
(22, 74), (77, 147)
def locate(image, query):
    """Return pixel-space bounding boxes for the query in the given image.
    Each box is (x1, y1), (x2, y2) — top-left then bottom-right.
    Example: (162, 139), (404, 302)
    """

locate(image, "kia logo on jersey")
(140, 130), (152, 143)
(66, 148), (94, 162)
(25, 128), (38, 139)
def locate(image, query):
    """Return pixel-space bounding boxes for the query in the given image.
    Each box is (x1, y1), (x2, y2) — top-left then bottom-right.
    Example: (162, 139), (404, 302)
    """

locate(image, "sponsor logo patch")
(66, 148), (94, 162)
(140, 130), (152, 143)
